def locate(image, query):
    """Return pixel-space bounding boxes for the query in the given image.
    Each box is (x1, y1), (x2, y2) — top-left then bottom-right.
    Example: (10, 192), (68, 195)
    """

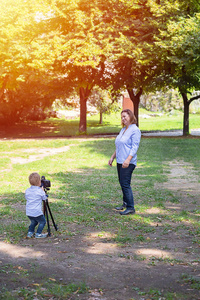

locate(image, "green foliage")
(1, 0), (200, 133)
(141, 89), (183, 112)
(155, 12), (200, 92)
(88, 87), (121, 121)
(0, 0), (60, 124)
(153, 6), (200, 134)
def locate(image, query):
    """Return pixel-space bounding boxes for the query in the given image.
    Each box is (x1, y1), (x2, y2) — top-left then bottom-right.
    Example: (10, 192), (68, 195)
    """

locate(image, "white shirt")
(25, 186), (47, 217)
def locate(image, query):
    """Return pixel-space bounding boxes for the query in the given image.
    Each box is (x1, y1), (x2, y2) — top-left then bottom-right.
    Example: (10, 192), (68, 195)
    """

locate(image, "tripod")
(43, 188), (58, 236)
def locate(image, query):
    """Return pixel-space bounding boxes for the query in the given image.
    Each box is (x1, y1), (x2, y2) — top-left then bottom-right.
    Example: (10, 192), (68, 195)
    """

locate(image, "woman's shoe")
(115, 205), (126, 210)
(120, 209), (135, 215)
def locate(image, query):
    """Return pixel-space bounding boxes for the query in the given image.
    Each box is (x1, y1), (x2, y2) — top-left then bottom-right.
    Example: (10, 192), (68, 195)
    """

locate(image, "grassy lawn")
(43, 110), (200, 136)
(0, 109), (199, 138)
(0, 137), (200, 299)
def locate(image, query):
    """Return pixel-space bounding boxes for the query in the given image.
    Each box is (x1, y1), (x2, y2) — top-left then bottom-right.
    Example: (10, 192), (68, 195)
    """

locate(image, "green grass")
(50, 109), (200, 135)
(0, 281), (88, 300)
(0, 137), (199, 236)
(0, 137), (199, 243)
(0, 108), (199, 138)
(0, 137), (200, 299)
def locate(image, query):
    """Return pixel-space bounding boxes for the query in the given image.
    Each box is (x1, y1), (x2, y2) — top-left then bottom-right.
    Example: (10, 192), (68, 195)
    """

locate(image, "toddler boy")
(25, 172), (48, 238)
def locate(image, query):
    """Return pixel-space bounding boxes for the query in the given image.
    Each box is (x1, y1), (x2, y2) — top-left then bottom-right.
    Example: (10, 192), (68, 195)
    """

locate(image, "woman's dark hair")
(121, 109), (137, 126)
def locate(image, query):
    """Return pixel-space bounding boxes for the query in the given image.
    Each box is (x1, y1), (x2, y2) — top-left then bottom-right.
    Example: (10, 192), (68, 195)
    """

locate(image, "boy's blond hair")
(29, 172), (41, 186)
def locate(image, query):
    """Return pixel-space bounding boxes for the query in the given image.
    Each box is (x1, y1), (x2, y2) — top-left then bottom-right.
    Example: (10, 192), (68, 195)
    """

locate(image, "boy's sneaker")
(27, 232), (34, 238)
(35, 233), (48, 238)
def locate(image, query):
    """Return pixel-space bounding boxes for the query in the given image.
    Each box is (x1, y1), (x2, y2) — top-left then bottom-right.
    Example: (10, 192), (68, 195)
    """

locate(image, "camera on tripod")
(40, 175), (58, 236)
(41, 176), (51, 189)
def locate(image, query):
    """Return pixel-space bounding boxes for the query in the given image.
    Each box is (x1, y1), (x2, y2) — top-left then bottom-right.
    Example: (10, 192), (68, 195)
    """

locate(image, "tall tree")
(88, 87), (120, 124)
(0, 0), (59, 123)
(154, 11), (200, 135)
(94, 0), (182, 126)
(41, 0), (171, 131)
(42, 0), (114, 133)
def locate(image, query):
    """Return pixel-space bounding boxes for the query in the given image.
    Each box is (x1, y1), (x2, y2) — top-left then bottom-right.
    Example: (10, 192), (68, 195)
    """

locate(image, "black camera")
(41, 176), (51, 189)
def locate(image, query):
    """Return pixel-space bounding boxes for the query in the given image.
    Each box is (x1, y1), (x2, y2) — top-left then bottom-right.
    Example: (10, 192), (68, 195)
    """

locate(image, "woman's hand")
(122, 159), (130, 168)
(108, 151), (116, 167)
(122, 155), (133, 168)
(108, 158), (114, 166)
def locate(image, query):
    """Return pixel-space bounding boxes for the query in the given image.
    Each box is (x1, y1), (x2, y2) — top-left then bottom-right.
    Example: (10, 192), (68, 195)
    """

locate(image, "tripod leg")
(46, 201), (58, 231)
(44, 201), (51, 236)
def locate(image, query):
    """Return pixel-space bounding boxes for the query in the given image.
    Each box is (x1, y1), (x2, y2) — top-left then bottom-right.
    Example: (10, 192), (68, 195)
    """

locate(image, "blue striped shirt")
(115, 124), (141, 165)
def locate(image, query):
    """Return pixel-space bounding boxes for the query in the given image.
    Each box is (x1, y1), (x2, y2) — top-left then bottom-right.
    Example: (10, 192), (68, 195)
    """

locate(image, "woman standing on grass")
(108, 109), (141, 215)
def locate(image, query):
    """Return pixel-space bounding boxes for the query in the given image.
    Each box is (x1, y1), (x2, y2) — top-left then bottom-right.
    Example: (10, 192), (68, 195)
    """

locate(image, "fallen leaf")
(44, 294), (55, 297)
(49, 278), (56, 281)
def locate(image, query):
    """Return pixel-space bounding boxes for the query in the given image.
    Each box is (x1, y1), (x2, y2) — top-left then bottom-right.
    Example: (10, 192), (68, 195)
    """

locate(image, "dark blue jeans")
(28, 215), (46, 234)
(117, 163), (136, 210)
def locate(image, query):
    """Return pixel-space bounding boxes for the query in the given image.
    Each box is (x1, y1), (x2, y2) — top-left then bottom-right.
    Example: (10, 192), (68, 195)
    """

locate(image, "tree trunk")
(99, 111), (103, 124)
(0, 74), (9, 100)
(180, 90), (200, 136)
(79, 86), (91, 134)
(127, 87), (143, 127)
(180, 92), (190, 136)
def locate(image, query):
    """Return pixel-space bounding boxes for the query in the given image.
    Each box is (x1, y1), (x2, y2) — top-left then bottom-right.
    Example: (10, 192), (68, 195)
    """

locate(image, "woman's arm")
(122, 155), (133, 168)
(108, 151), (116, 167)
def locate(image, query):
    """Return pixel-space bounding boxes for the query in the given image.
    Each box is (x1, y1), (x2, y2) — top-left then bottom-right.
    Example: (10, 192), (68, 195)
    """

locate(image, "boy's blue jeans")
(117, 163), (136, 210)
(28, 215), (46, 234)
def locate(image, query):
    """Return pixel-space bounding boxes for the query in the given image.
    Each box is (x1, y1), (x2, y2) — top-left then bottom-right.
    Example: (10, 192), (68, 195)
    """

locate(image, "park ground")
(0, 120), (200, 299)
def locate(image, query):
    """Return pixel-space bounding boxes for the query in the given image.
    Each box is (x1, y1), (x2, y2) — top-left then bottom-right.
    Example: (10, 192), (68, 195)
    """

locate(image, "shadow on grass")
(0, 118), (120, 139)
